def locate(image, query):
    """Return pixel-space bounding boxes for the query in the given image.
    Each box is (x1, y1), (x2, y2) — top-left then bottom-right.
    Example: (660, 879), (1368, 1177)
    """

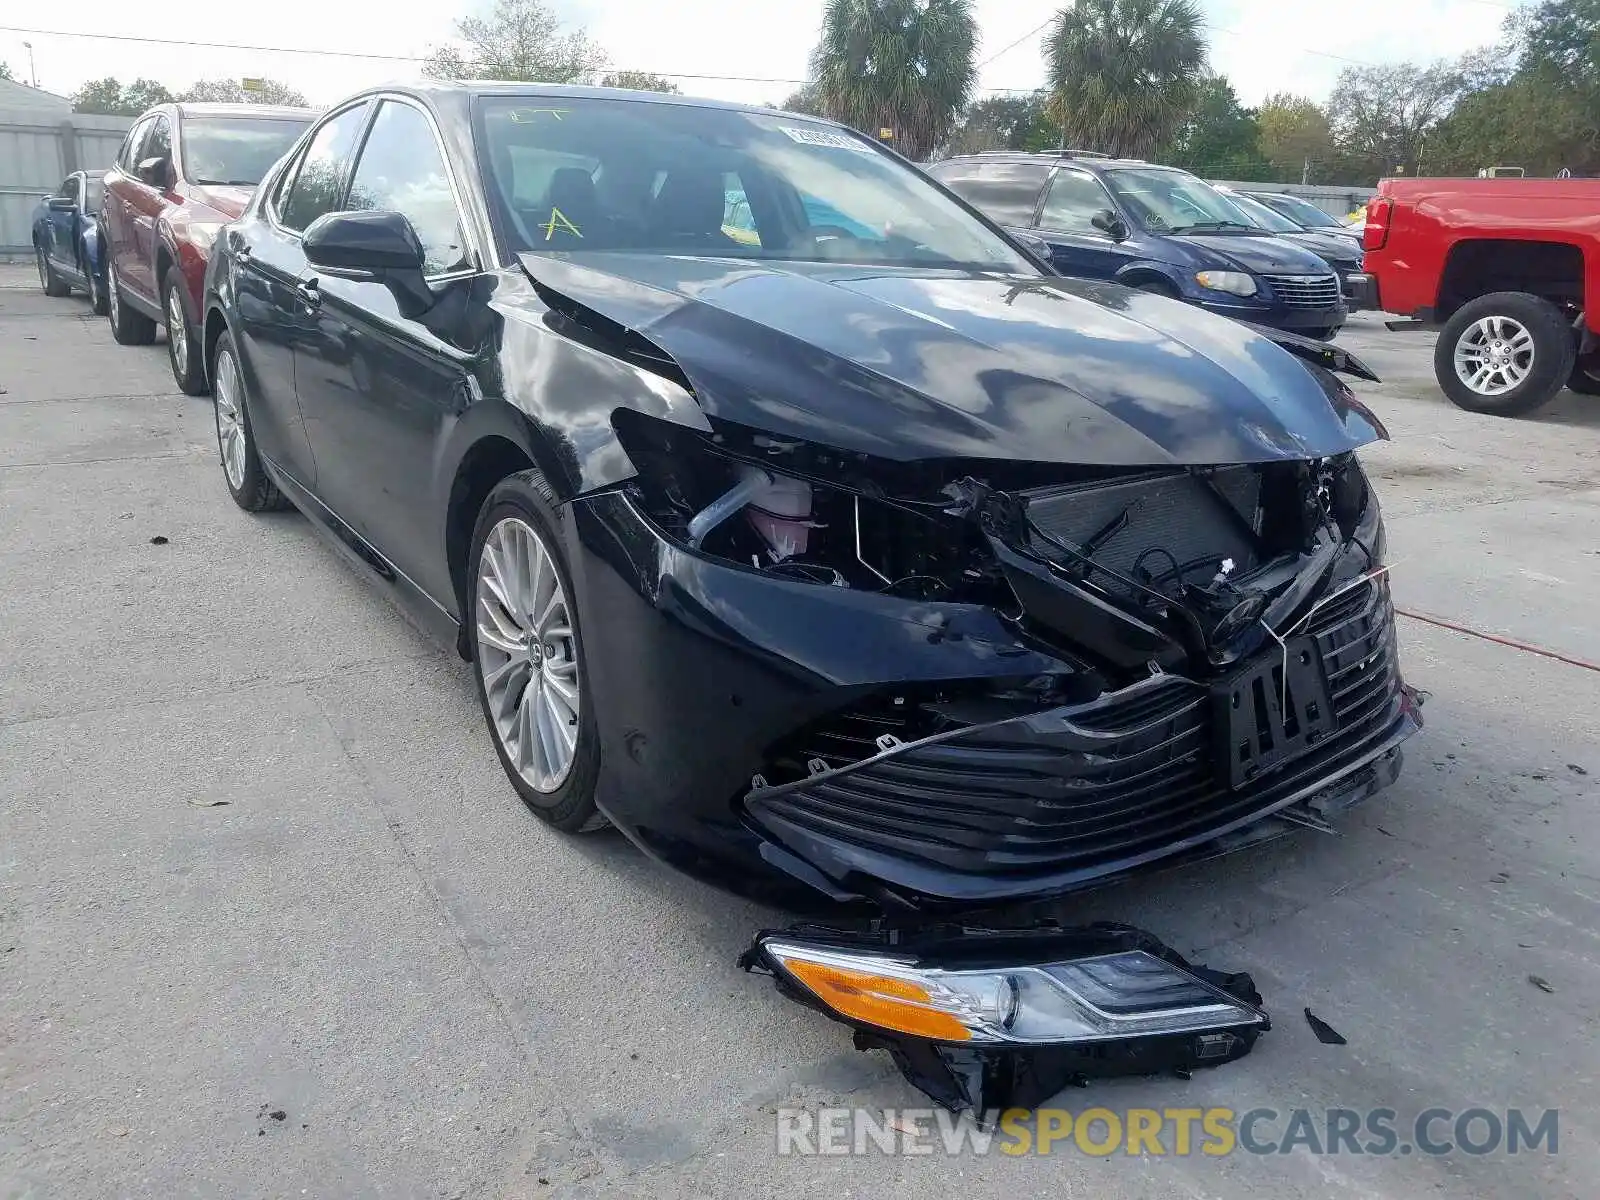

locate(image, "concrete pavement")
(1, 275), (1596, 1199)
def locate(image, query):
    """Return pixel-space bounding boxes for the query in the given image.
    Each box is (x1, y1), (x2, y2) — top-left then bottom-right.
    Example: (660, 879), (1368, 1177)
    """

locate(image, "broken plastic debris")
(1528, 975), (1555, 994)
(1303, 1008), (1348, 1045)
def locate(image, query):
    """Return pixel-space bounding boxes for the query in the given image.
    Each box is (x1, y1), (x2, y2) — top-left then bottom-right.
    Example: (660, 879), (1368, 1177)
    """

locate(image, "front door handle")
(296, 278), (321, 310)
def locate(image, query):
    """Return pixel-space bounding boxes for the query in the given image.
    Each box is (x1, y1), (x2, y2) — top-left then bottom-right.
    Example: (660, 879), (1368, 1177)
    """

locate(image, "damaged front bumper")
(568, 484), (1421, 911)
(742, 922), (1270, 1112)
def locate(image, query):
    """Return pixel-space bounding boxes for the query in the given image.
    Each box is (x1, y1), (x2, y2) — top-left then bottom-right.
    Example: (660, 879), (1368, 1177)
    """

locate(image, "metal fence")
(1, 108), (134, 258)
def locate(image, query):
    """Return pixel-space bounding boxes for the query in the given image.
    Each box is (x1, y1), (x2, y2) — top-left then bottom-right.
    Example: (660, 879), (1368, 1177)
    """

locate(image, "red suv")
(101, 103), (313, 393)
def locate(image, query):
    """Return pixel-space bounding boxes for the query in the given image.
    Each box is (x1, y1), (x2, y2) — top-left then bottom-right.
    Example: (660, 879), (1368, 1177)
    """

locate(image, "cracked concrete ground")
(2, 266), (1597, 1198)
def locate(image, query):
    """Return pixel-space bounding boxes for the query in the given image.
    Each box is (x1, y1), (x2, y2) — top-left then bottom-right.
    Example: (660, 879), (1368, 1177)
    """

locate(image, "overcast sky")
(4, 0), (1522, 110)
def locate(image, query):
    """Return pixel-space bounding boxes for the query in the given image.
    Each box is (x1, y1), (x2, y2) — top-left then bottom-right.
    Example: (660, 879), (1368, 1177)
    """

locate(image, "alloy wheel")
(474, 517), (581, 793)
(108, 263), (120, 326)
(213, 346), (247, 489)
(36, 248), (47, 290)
(1453, 315), (1535, 396)
(167, 285), (188, 378)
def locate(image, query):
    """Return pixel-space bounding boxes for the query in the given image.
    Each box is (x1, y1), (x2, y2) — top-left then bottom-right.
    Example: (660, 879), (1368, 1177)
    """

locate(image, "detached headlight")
(743, 925), (1270, 1112)
(758, 939), (1266, 1045)
(1195, 269), (1258, 296)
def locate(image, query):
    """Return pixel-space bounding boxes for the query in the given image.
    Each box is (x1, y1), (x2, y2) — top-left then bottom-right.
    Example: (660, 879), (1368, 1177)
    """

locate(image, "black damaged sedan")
(202, 82), (1420, 912)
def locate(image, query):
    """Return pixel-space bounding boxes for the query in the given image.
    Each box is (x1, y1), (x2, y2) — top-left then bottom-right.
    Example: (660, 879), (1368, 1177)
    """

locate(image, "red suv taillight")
(1364, 198), (1392, 251)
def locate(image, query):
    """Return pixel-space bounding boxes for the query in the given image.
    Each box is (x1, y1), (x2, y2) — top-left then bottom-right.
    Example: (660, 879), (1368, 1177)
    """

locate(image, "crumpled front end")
(572, 397), (1420, 910)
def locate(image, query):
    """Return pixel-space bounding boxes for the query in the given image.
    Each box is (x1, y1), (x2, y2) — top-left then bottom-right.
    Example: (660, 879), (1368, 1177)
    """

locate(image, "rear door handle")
(296, 278), (321, 310)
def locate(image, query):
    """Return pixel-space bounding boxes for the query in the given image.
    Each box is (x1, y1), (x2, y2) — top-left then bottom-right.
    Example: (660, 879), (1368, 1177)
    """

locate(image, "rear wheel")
(37, 245), (70, 298)
(468, 472), (604, 834)
(107, 260), (157, 346)
(211, 329), (288, 513)
(164, 274), (208, 395)
(1435, 291), (1575, 416)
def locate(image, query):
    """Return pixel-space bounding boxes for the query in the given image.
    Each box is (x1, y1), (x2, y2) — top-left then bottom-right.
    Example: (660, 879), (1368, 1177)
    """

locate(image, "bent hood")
(517, 252), (1384, 467)
(188, 184), (253, 220)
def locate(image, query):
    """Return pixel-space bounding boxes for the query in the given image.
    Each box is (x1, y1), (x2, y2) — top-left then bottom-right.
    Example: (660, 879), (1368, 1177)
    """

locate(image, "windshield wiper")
(1172, 220), (1260, 234)
(194, 178), (257, 186)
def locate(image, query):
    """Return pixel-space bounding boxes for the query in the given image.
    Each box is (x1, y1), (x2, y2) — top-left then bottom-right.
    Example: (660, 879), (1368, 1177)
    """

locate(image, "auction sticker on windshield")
(776, 125), (873, 152)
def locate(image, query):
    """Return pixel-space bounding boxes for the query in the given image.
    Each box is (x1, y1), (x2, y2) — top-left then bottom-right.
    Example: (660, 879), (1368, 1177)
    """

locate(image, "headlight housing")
(1195, 269), (1258, 297)
(756, 938), (1268, 1045)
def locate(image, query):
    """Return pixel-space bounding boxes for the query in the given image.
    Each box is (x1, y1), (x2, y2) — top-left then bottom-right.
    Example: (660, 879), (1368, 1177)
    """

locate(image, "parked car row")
(926, 151), (1363, 339)
(26, 83), (1415, 919)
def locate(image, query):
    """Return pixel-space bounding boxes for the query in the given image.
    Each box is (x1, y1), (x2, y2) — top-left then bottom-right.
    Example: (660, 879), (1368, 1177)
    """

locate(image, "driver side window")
(1039, 171), (1116, 235)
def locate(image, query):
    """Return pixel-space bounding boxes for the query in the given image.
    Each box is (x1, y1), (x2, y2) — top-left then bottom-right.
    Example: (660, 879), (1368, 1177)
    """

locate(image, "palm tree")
(811, 0), (978, 160)
(1044, 0), (1207, 158)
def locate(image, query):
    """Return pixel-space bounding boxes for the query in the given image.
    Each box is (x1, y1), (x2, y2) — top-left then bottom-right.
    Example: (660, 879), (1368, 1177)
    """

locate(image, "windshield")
(1226, 191), (1299, 233)
(1255, 193), (1342, 229)
(475, 97), (1035, 272)
(182, 117), (311, 187)
(1105, 168), (1259, 234)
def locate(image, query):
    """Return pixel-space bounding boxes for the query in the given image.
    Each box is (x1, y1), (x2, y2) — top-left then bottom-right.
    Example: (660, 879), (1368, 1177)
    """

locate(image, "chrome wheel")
(213, 346), (246, 489)
(108, 263), (120, 325)
(475, 517), (581, 793)
(167, 285), (188, 376)
(1453, 315), (1535, 396)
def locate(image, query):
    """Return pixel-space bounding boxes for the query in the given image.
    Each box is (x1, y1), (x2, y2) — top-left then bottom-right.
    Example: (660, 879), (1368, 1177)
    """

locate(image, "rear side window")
(345, 100), (468, 274)
(934, 161), (1049, 228)
(277, 102), (371, 232)
(1039, 170), (1116, 234)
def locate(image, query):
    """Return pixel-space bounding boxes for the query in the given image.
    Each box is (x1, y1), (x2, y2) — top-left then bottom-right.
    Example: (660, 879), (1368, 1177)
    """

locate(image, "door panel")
(229, 222), (320, 485)
(124, 117), (173, 301)
(1035, 168), (1135, 281)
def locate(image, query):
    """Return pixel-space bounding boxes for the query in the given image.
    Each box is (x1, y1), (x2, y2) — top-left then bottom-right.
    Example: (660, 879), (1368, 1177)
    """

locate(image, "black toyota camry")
(201, 82), (1420, 912)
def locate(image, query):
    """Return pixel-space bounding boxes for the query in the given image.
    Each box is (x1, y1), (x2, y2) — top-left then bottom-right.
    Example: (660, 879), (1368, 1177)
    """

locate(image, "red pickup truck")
(1362, 177), (1600, 415)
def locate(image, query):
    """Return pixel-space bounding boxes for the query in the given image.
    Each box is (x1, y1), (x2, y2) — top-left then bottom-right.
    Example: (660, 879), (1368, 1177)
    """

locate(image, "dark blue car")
(930, 153), (1347, 339)
(30, 170), (109, 314)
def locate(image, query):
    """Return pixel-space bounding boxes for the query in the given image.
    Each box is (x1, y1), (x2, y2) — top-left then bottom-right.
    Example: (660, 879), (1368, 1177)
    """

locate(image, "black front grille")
(1262, 273), (1342, 309)
(746, 580), (1406, 880)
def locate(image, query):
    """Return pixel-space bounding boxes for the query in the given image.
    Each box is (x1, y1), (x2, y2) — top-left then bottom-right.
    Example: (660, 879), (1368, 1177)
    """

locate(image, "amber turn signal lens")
(782, 960), (973, 1041)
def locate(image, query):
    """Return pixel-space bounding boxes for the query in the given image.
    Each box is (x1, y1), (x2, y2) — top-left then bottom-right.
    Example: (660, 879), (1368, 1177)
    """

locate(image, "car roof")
(172, 102), (319, 119)
(348, 79), (835, 122)
(934, 152), (1160, 171)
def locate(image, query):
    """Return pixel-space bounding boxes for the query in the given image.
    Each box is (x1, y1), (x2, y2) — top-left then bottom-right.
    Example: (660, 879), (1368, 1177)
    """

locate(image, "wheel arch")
(1116, 264), (1182, 293)
(1436, 238), (1586, 321)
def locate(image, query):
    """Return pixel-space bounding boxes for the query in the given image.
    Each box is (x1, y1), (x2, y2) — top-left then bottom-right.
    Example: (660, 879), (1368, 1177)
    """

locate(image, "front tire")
(37, 246), (70, 298)
(164, 274), (208, 395)
(107, 260), (157, 346)
(468, 472), (603, 833)
(211, 329), (288, 513)
(1435, 292), (1576, 416)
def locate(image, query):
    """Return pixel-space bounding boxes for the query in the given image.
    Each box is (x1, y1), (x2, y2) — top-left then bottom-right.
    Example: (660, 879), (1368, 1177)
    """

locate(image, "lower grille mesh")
(748, 579), (1405, 878)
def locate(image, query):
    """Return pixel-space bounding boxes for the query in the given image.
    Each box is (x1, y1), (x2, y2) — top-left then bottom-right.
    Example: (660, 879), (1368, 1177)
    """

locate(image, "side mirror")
(303, 210), (435, 318)
(47, 196), (77, 213)
(1092, 209), (1129, 241)
(137, 156), (172, 189)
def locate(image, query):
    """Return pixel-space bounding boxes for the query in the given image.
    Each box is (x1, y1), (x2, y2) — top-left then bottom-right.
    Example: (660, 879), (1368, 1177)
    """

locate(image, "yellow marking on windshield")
(543, 207), (583, 241)
(508, 108), (569, 123)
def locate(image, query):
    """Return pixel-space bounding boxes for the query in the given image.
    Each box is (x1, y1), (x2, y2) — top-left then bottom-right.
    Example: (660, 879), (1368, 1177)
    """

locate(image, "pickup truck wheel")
(1568, 356), (1600, 396)
(1435, 292), (1576, 416)
(37, 246), (70, 298)
(107, 260), (157, 346)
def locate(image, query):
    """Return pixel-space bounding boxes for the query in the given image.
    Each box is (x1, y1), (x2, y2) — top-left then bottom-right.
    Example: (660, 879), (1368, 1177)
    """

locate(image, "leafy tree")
(0, 62), (12, 81)
(1255, 92), (1332, 181)
(1043, 0), (1206, 158)
(777, 82), (826, 116)
(943, 92), (1057, 155)
(424, 0), (607, 83)
(1163, 75), (1270, 179)
(179, 79), (309, 106)
(1519, 0), (1600, 85)
(1327, 62), (1465, 180)
(72, 77), (176, 116)
(600, 71), (680, 94)
(811, 0), (978, 160)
